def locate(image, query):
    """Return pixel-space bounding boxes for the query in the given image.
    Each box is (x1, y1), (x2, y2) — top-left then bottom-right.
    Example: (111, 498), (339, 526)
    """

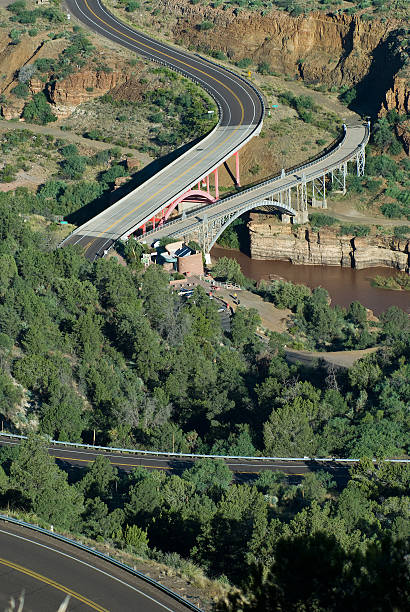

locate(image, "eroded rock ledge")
(249, 215), (409, 271)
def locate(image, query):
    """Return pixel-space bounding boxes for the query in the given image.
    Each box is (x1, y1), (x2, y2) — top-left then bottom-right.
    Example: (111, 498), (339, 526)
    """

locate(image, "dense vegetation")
(0, 437), (408, 610)
(0, 128), (129, 219)
(0, 202), (409, 461)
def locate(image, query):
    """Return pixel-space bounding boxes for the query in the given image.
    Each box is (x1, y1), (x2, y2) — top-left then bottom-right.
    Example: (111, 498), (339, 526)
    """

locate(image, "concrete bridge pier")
(293, 210), (309, 224)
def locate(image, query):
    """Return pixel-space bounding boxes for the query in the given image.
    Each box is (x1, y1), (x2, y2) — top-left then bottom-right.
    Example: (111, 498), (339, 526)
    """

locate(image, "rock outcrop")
(380, 73), (410, 116)
(396, 119), (410, 155)
(46, 69), (129, 118)
(249, 216), (409, 271)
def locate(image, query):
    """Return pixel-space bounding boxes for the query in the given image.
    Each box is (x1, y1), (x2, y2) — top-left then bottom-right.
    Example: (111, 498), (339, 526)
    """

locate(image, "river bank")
(211, 245), (410, 316)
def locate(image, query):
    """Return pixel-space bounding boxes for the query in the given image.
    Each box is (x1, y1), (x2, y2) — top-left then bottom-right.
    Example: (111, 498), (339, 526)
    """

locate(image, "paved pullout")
(62, 0), (263, 260)
(0, 521), (190, 611)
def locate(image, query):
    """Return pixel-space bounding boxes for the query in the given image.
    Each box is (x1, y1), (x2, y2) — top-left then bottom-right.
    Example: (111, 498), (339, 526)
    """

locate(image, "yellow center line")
(80, 0), (248, 251)
(54, 455), (172, 469)
(0, 557), (109, 611)
(54, 455), (307, 475)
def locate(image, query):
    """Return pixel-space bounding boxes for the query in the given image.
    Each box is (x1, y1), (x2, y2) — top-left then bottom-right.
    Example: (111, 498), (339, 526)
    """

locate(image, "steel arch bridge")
(138, 123), (369, 258)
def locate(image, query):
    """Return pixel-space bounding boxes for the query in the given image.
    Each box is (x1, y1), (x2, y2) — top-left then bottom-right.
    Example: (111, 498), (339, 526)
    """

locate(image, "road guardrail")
(1, 432), (408, 464)
(0, 514), (203, 612)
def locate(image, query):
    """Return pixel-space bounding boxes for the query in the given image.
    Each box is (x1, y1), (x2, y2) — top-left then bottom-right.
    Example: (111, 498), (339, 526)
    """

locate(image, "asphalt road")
(61, 0), (263, 260)
(0, 436), (350, 482)
(0, 522), (190, 611)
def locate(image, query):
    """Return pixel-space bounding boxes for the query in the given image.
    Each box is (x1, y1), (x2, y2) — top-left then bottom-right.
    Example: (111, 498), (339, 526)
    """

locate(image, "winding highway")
(0, 435), (351, 481)
(61, 0), (263, 260)
(0, 520), (192, 611)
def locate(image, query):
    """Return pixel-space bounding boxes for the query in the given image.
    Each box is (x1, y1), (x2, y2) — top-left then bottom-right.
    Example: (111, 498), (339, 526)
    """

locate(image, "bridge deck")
(141, 123), (368, 245)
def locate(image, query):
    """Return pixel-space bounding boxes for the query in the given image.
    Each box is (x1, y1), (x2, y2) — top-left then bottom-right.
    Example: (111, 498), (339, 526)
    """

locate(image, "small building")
(156, 251), (177, 272)
(175, 245), (204, 276)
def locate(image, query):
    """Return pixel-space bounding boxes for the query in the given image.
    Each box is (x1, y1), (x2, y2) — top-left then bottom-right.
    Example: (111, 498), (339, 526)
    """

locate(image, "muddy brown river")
(211, 245), (410, 316)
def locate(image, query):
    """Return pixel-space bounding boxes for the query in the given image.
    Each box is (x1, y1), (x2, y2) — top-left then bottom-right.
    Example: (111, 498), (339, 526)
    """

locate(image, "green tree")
(22, 93), (57, 125)
(182, 458), (232, 495)
(60, 155), (87, 180)
(373, 117), (395, 151)
(212, 257), (245, 286)
(0, 254), (17, 297)
(78, 455), (118, 501)
(10, 435), (84, 529)
(264, 401), (316, 457)
(0, 371), (22, 421)
(231, 307), (261, 347)
(40, 381), (84, 442)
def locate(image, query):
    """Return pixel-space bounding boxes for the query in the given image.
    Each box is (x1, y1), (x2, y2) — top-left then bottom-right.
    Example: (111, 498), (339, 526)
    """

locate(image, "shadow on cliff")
(347, 30), (406, 118)
(65, 135), (204, 227)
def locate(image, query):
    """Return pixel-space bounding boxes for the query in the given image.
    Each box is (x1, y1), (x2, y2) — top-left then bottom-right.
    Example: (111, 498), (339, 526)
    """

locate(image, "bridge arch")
(163, 189), (216, 222)
(194, 200), (297, 255)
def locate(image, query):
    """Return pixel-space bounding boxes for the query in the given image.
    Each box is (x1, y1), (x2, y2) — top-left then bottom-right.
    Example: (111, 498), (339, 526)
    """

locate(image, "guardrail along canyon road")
(62, 0), (264, 259)
(0, 517), (198, 611)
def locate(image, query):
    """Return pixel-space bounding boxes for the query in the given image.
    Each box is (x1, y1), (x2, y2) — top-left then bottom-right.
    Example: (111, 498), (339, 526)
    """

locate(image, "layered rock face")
(46, 70), (129, 118)
(381, 75), (410, 116)
(161, 1), (399, 89)
(1, 3), (408, 122)
(249, 216), (409, 271)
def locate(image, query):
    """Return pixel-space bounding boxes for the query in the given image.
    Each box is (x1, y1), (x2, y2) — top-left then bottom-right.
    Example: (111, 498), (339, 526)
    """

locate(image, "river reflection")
(211, 245), (410, 316)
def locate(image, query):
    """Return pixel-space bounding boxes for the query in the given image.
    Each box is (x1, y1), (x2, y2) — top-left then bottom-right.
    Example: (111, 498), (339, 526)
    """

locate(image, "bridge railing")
(0, 514), (202, 612)
(1, 432), (408, 464)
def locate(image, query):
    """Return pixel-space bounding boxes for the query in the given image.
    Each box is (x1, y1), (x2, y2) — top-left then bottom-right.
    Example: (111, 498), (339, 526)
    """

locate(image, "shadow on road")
(65, 135), (204, 227)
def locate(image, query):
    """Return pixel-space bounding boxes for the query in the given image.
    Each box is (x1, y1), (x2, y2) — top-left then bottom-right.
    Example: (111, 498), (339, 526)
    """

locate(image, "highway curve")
(0, 521), (192, 611)
(62, 0), (263, 260)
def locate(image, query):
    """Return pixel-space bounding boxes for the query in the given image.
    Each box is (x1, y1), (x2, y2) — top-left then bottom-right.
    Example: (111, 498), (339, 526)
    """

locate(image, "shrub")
(11, 82), (30, 98)
(124, 0), (140, 11)
(389, 138), (403, 156)
(84, 129), (103, 140)
(366, 154), (398, 178)
(60, 144), (78, 158)
(257, 61), (273, 75)
(34, 58), (54, 73)
(236, 57), (252, 69)
(7, 1), (27, 14)
(347, 175), (364, 193)
(380, 203), (402, 219)
(88, 149), (111, 167)
(339, 224), (370, 237)
(309, 213), (338, 228)
(22, 93), (57, 125)
(100, 164), (127, 187)
(0, 164), (17, 183)
(393, 226), (410, 240)
(197, 21), (214, 31)
(18, 64), (36, 84)
(339, 87), (356, 105)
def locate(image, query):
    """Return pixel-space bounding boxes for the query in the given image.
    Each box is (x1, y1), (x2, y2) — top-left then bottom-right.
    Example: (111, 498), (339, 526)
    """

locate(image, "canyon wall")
(157, 1), (403, 92)
(249, 216), (409, 272)
(1, 4), (408, 120)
